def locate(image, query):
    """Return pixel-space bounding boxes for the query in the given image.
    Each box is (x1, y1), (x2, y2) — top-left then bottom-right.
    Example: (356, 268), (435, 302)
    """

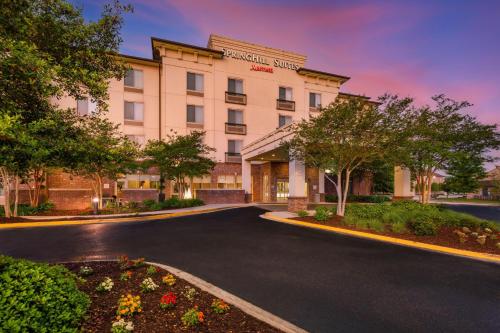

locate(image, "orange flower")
(198, 311), (204, 322)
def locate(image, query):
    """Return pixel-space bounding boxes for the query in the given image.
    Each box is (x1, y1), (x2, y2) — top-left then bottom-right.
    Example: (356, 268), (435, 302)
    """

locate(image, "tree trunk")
(13, 175), (20, 217)
(0, 168), (12, 218)
(341, 169), (352, 216)
(336, 171), (344, 216)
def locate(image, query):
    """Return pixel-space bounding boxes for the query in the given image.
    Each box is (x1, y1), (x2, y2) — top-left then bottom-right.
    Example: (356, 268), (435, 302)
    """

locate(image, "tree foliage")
(0, 0), (131, 216)
(442, 154), (485, 194)
(143, 131), (216, 200)
(392, 94), (500, 203)
(71, 115), (139, 208)
(287, 96), (396, 216)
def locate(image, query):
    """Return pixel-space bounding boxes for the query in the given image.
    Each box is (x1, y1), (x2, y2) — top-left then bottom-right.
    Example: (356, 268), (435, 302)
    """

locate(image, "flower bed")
(294, 202), (500, 255)
(64, 260), (280, 332)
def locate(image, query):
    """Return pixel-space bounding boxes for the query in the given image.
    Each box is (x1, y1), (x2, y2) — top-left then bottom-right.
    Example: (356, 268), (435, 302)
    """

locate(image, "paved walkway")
(0, 207), (499, 332)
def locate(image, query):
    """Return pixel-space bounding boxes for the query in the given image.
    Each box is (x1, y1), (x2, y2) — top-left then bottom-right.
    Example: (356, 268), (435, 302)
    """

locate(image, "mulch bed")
(294, 216), (500, 255)
(63, 261), (281, 333)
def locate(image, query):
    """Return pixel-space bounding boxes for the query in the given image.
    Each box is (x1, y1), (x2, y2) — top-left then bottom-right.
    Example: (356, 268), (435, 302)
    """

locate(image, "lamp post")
(92, 197), (99, 215)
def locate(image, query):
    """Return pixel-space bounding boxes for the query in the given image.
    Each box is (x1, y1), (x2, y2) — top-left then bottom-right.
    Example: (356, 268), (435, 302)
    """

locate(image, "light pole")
(92, 197), (99, 215)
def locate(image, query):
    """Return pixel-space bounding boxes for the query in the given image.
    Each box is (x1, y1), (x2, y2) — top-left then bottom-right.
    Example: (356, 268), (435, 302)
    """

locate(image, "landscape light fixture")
(92, 197), (99, 215)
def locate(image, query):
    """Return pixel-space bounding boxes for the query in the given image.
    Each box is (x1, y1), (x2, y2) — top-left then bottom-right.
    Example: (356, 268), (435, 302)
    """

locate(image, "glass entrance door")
(262, 175), (270, 202)
(277, 180), (289, 201)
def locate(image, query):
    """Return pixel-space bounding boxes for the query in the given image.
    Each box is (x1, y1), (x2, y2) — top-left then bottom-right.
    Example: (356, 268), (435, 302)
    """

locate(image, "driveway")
(442, 204), (500, 223)
(0, 207), (498, 332)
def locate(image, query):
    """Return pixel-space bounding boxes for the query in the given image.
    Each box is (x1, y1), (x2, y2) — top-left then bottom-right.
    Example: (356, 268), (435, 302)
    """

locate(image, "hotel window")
(126, 135), (145, 146)
(124, 69), (144, 89)
(309, 92), (321, 108)
(228, 78), (243, 94)
(187, 72), (204, 92)
(118, 174), (160, 190)
(217, 174), (242, 189)
(228, 140), (242, 154)
(279, 87), (293, 101)
(76, 98), (97, 116)
(187, 105), (204, 124)
(279, 115), (292, 128)
(228, 109), (243, 124)
(124, 102), (144, 122)
(191, 175), (212, 191)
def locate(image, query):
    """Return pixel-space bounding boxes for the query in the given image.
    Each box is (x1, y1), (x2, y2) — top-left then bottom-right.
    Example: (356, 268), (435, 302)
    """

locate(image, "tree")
(442, 153), (485, 194)
(393, 95), (500, 204)
(287, 96), (397, 216)
(72, 115), (139, 209)
(0, 0), (131, 215)
(143, 131), (215, 200)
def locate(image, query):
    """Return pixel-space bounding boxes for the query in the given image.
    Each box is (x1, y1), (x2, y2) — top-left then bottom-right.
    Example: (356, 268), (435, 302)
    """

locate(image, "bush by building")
(0, 256), (89, 332)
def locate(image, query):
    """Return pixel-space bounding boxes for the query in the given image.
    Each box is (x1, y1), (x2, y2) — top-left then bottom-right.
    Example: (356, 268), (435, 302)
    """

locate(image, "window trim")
(228, 77), (244, 94)
(124, 68), (144, 90)
(279, 86), (293, 101)
(186, 72), (204, 96)
(186, 104), (204, 125)
(124, 101), (144, 125)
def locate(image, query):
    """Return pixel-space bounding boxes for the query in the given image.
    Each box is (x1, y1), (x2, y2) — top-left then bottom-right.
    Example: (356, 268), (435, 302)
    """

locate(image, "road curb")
(261, 212), (500, 265)
(0, 207), (234, 230)
(64, 259), (307, 333)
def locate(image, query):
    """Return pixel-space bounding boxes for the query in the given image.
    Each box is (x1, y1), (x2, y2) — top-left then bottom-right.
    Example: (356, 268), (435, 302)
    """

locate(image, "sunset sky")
(75, 0), (499, 167)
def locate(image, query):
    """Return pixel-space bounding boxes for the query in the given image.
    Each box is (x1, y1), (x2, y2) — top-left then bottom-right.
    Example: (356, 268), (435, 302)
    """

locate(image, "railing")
(276, 99), (295, 111)
(225, 91), (247, 105)
(225, 122), (247, 135)
(225, 152), (242, 163)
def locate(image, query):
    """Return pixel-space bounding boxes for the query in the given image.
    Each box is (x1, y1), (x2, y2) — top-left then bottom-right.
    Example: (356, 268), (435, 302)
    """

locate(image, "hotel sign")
(221, 48), (300, 71)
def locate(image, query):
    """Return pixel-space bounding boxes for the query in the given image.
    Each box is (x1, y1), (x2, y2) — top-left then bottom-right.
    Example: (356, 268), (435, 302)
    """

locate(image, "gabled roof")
(151, 37), (224, 60)
(297, 67), (350, 84)
(117, 54), (160, 67)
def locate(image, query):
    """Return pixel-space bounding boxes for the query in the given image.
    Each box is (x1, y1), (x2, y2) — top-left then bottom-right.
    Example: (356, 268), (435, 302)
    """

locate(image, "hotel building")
(11, 34), (414, 211)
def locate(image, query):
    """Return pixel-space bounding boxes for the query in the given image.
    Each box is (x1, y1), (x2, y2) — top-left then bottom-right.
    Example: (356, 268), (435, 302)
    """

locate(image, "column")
(288, 158), (308, 212)
(318, 169), (325, 202)
(242, 160), (252, 202)
(394, 166), (414, 199)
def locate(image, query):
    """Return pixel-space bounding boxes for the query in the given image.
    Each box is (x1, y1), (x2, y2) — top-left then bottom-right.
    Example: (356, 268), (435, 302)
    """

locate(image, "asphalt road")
(0, 207), (499, 332)
(443, 204), (500, 222)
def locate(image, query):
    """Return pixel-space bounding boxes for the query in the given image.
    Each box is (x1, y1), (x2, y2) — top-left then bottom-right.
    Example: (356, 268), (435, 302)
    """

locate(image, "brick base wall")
(48, 189), (93, 210)
(120, 189), (158, 203)
(196, 189), (245, 204)
(288, 196), (308, 212)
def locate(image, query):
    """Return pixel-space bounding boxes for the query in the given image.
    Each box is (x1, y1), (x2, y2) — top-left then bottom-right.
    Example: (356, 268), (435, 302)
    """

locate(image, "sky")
(74, 0), (499, 169)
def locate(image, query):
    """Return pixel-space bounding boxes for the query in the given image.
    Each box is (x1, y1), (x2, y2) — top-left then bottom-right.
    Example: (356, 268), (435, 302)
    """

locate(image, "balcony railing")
(276, 99), (295, 111)
(225, 152), (242, 163)
(225, 122), (247, 135)
(225, 91), (247, 105)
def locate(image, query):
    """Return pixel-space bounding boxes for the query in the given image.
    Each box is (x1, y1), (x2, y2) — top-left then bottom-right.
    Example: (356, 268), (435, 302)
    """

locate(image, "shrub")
(140, 278), (159, 292)
(162, 274), (176, 286)
(142, 199), (157, 208)
(345, 203), (389, 219)
(125, 201), (140, 209)
(78, 265), (93, 276)
(146, 198), (205, 211)
(96, 277), (114, 292)
(146, 265), (159, 275)
(314, 206), (330, 221)
(111, 319), (134, 333)
(366, 219), (385, 232)
(0, 256), (89, 332)
(211, 299), (230, 314)
(407, 215), (438, 236)
(381, 210), (405, 225)
(297, 210), (309, 218)
(120, 271), (132, 281)
(160, 292), (177, 309)
(116, 294), (142, 318)
(391, 221), (408, 234)
(325, 194), (390, 203)
(182, 307), (204, 327)
(183, 286), (197, 301)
